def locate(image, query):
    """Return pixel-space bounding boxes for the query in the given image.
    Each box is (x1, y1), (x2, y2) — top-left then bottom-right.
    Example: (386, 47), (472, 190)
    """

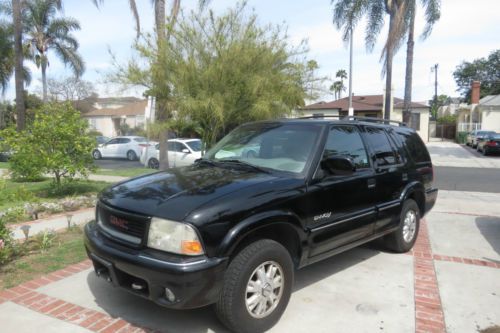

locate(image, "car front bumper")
(84, 222), (228, 309)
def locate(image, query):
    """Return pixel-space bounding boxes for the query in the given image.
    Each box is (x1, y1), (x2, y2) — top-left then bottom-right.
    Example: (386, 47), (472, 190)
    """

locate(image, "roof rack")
(342, 116), (407, 127)
(295, 114), (406, 127)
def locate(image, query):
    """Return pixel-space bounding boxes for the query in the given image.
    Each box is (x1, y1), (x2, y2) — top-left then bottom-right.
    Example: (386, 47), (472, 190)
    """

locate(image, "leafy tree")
(23, 0), (84, 102)
(109, 3), (314, 148)
(2, 102), (96, 185)
(403, 0), (440, 125)
(0, 21), (14, 93)
(453, 49), (500, 101)
(45, 75), (98, 112)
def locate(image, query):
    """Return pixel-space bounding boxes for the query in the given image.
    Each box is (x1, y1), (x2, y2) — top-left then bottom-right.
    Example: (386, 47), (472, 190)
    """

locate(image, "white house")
(456, 81), (500, 132)
(83, 100), (148, 137)
(299, 95), (430, 142)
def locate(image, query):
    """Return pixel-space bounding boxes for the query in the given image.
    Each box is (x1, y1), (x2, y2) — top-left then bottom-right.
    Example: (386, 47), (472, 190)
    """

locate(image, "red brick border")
(432, 254), (500, 269)
(413, 219), (447, 333)
(0, 259), (156, 333)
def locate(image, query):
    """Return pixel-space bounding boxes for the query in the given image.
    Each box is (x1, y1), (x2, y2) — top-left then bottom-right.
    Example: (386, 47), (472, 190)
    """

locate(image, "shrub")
(2, 103), (97, 185)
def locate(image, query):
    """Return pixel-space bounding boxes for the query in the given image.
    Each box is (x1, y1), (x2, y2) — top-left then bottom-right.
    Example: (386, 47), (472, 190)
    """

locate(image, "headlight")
(147, 217), (204, 256)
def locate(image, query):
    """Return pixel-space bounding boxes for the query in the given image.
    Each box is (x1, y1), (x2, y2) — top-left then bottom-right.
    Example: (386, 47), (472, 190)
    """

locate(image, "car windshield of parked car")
(186, 140), (202, 152)
(204, 123), (321, 174)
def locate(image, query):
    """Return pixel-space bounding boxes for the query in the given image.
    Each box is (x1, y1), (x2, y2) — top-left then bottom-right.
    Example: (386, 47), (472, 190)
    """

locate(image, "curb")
(8, 207), (95, 229)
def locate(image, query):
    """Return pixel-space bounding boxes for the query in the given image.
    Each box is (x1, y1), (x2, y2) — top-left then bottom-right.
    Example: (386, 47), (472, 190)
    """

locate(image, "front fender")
(217, 210), (307, 258)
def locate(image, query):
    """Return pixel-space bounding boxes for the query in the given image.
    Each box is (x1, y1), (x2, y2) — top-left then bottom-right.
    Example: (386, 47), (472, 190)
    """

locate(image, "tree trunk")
(12, 0), (26, 130)
(403, 2), (416, 126)
(42, 59), (48, 102)
(384, 12), (396, 120)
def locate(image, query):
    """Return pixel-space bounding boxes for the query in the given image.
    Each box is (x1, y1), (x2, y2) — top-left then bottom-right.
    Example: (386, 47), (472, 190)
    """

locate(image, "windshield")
(186, 140), (202, 152)
(204, 123), (321, 174)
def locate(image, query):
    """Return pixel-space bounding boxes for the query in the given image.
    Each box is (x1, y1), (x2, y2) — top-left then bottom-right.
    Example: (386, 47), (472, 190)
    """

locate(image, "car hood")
(99, 164), (279, 221)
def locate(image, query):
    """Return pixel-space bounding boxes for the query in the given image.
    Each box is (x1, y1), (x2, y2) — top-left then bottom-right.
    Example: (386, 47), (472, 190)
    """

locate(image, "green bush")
(2, 102), (97, 185)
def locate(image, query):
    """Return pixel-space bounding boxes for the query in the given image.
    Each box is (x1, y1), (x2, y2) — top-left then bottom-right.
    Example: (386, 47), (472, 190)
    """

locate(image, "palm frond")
(53, 42), (85, 77)
(420, 0), (440, 39)
(129, 0), (140, 37)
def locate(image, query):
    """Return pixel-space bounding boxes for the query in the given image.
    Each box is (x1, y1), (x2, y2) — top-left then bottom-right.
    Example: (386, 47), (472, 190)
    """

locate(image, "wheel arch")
(218, 211), (307, 268)
(400, 182), (426, 217)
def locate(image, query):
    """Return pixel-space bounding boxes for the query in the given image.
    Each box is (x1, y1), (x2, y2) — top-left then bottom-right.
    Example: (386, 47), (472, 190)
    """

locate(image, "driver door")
(305, 125), (377, 257)
(101, 138), (119, 157)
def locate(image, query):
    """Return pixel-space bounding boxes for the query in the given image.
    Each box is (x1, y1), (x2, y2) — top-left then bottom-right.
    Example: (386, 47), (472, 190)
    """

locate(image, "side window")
(397, 131), (430, 163)
(323, 126), (369, 169)
(364, 127), (401, 167)
(106, 138), (119, 145)
(168, 142), (183, 152)
(118, 138), (130, 144)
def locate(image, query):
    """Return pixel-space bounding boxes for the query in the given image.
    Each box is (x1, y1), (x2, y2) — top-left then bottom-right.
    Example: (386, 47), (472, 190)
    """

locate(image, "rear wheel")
(148, 158), (159, 169)
(92, 149), (102, 160)
(215, 239), (293, 333)
(384, 199), (420, 253)
(127, 150), (137, 161)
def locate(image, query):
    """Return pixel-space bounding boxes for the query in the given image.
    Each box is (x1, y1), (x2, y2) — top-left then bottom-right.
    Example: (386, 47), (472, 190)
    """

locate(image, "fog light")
(165, 287), (176, 302)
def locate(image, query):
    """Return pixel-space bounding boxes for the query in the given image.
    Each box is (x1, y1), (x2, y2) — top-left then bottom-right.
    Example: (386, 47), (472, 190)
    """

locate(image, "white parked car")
(92, 136), (153, 161)
(140, 138), (203, 169)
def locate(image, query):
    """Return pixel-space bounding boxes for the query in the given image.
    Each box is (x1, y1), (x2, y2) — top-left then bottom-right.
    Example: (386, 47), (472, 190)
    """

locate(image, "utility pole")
(431, 63), (438, 111)
(348, 27), (354, 117)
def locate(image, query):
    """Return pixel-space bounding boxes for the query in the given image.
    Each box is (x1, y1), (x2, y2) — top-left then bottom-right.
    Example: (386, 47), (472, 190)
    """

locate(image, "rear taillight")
(486, 141), (497, 147)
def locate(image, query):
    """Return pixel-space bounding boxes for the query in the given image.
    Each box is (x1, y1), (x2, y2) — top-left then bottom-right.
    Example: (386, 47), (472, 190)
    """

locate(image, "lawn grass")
(0, 161), (9, 169)
(94, 167), (155, 178)
(0, 178), (110, 211)
(0, 227), (87, 289)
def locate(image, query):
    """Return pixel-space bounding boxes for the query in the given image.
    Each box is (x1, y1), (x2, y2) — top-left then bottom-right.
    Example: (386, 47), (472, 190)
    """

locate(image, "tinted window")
(323, 126), (369, 169)
(168, 142), (184, 152)
(364, 127), (400, 166)
(106, 138), (119, 145)
(133, 137), (147, 142)
(397, 131), (430, 163)
(118, 138), (131, 144)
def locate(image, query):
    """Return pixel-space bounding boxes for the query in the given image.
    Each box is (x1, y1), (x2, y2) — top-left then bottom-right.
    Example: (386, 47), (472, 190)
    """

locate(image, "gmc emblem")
(109, 215), (129, 230)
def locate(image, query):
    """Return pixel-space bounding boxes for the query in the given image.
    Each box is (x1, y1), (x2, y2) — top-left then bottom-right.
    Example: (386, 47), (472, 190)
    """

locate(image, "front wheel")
(148, 158), (159, 169)
(215, 239), (293, 333)
(127, 150), (137, 161)
(92, 149), (102, 160)
(384, 199), (420, 253)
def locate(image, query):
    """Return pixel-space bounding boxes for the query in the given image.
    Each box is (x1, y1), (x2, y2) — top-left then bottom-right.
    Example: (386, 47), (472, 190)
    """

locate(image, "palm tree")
(332, 0), (409, 119)
(330, 81), (344, 100)
(403, 0), (440, 125)
(335, 69), (347, 99)
(0, 21), (31, 94)
(23, 0), (84, 102)
(12, 0), (25, 129)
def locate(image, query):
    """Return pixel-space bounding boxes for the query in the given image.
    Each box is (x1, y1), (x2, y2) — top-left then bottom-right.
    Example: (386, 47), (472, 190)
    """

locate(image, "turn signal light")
(181, 241), (203, 255)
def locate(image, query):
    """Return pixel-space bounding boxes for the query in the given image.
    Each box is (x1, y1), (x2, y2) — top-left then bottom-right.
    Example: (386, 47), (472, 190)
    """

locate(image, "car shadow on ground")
(475, 216), (500, 263)
(87, 244), (383, 333)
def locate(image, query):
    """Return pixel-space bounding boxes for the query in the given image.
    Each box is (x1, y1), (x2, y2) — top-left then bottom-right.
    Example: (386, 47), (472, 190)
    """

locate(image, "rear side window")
(119, 138), (131, 144)
(323, 126), (369, 169)
(364, 127), (401, 167)
(397, 131), (430, 163)
(133, 137), (147, 142)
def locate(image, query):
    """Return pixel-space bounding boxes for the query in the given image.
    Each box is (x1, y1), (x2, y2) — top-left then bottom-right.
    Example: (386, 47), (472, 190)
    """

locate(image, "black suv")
(84, 117), (438, 333)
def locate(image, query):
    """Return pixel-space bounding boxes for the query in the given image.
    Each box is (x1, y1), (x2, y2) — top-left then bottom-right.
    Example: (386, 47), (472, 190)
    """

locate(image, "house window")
(411, 113), (421, 131)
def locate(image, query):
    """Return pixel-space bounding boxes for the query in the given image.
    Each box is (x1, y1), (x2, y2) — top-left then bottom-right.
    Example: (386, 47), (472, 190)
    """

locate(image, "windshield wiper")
(217, 159), (270, 174)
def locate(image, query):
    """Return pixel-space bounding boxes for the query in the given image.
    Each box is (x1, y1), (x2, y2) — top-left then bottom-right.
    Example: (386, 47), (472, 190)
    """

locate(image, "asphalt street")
(434, 166), (500, 193)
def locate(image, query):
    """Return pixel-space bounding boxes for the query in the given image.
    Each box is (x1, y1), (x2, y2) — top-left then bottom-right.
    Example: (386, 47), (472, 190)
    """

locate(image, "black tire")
(384, 199), (420, 253)
(215, 239), (293, 333)
(126, 150), (137, 161)
(92, 149), (102, 160)
(148, 158), (159, 169)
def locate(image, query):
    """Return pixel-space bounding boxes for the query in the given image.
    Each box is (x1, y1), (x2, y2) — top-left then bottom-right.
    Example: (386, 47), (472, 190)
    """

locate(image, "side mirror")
(182, 148), (190, 154)
(321, 155), (356, 176)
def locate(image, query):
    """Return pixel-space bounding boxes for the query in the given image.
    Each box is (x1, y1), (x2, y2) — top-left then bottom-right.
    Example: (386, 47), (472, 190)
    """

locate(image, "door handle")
(367, 178), (376, 189)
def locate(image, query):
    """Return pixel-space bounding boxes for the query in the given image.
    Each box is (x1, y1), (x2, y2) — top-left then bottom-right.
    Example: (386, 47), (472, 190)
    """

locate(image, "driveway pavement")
(1, 190), (499, 333)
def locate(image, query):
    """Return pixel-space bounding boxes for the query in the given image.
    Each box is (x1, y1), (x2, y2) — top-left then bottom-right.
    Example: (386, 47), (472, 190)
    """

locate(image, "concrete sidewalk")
(1, 190), (499, 333)
(427, 141), (500, 168)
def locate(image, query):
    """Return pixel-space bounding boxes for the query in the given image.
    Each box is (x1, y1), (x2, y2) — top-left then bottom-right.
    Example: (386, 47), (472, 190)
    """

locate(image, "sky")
(3, 0), (500, 104)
